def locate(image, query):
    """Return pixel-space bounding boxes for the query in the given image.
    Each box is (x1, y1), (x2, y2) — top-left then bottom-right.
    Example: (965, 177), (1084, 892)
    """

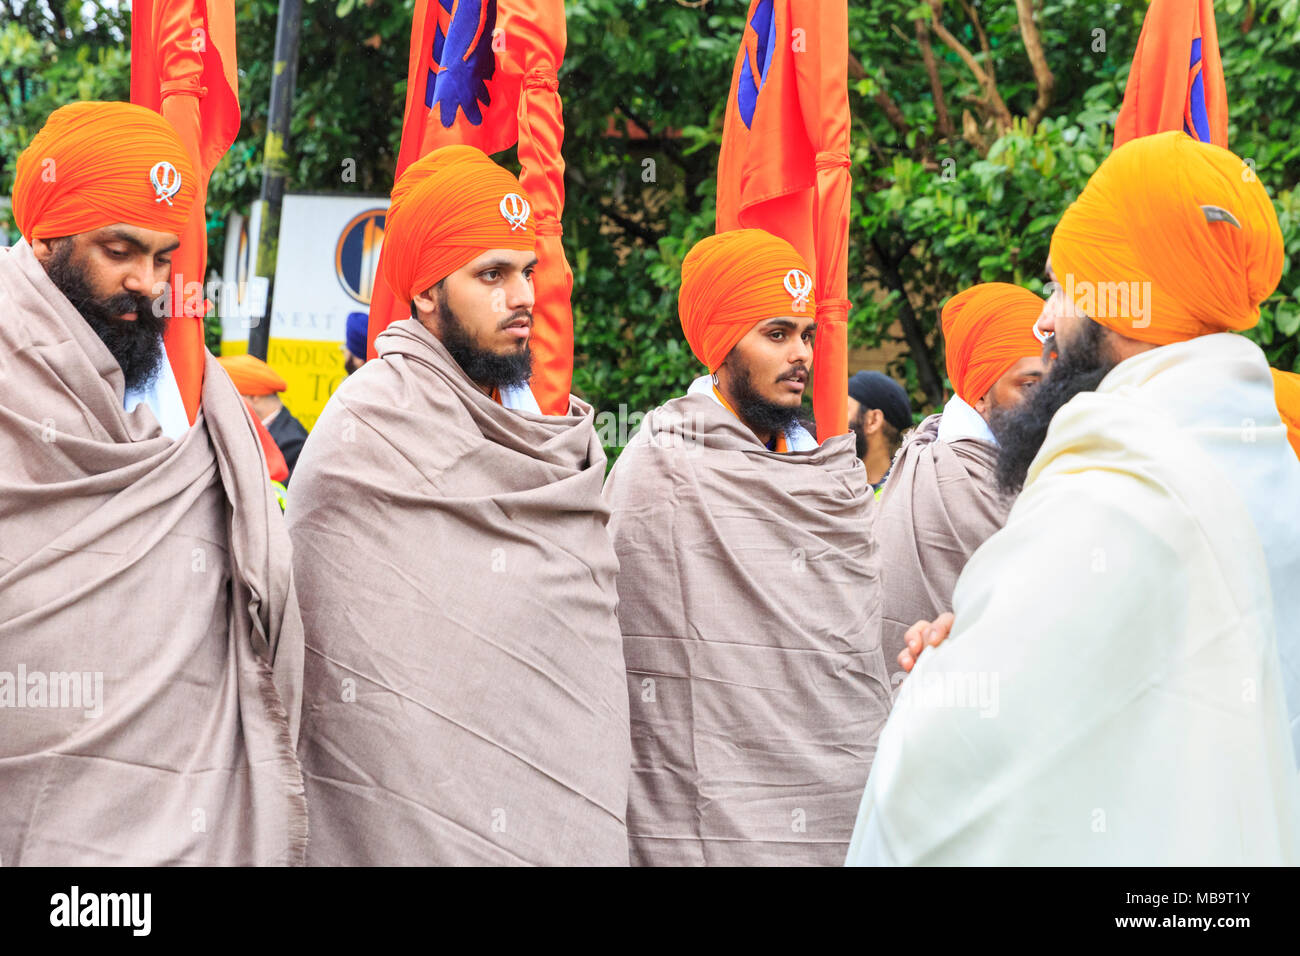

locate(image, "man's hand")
(898, 612), (955, 673)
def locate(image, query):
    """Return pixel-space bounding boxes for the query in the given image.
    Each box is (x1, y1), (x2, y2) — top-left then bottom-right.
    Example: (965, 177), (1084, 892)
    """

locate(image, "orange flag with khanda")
(1114, 0), (1228, 148)
(717, 0), (852, 441)
(368, 0), (573, 416)
(131, 0), (241, 424)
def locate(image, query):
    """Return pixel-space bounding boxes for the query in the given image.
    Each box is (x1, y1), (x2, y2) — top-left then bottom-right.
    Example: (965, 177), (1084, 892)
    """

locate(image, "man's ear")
(411, 287), (438, 322)
(973, 391), (990, 417)
(31, 236), (55, 263)
(865, 407), (885, 435)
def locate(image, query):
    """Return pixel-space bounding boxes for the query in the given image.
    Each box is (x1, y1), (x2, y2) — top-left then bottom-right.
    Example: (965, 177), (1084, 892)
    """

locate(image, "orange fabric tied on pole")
(131, 0), (241, 425)
(717, 0), (852, 441)
(369, 0), (573, 416)
(1114, 0), (1228, 149)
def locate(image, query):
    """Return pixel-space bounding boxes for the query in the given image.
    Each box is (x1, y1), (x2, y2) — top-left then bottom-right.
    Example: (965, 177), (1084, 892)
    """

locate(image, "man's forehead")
(464, 248), (536, 270)
(86, 223), (180, 253)
(754, 316), (816, 333)
(1009, 355), (1046, 376)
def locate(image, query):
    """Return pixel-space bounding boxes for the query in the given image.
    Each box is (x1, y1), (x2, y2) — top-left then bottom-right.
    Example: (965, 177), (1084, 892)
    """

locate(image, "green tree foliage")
(4, 0), (1298, 431)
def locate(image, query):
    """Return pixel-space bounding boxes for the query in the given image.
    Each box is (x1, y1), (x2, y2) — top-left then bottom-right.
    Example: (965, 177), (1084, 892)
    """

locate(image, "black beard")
(993, 317), (1116, 496)
(436, 287), (532, 391)
(850, 409), (868, 458)
(45, 240), (167, 391)
(724, 353), (802, 439)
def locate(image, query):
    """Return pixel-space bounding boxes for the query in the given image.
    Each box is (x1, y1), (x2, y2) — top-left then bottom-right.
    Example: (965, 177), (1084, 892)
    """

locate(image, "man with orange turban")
(603, 228), (891, 866)
(287, 145), (630, 866)
(0, 102), (305, 865)
(218, 354), (309, 479)
(849, 132), (1300, 866)
(874, 282), (1045, 689)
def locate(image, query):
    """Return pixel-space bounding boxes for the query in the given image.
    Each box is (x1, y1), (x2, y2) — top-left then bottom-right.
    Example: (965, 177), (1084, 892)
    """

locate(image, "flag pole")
(249, 0), (305, 361)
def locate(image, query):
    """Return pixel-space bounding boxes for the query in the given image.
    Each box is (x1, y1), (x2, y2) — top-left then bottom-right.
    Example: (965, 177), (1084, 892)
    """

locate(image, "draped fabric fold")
(605, 391), (890, 865)
(0, 241), (305, 865)
(290, 318), (630, 865)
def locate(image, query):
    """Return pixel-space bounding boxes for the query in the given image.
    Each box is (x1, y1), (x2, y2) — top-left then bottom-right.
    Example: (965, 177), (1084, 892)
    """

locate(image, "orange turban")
(218, 354), (288, 397)
(678, 229), (816, 372)
(941, 282), (1044, 405)
(1273, 368), (1300, 461)
(1050, 131), (1283, 345)
(12, 101), (197, 243)
(381, 145), (535, 302)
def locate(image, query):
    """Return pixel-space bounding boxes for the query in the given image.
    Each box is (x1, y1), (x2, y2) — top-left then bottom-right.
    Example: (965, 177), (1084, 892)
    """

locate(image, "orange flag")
(717, 0), (852, 441)
(369, 0), (573, 415)
(131, 0), (241, 424)
(1114, 0), (1228, 149)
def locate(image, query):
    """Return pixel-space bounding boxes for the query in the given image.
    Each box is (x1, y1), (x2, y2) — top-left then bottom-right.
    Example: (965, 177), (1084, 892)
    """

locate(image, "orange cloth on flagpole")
(717, 0), (852, 441)
(369, 0), (572, 415)
(131, 0), (241, 424)
(1114, 0), (1228, 149)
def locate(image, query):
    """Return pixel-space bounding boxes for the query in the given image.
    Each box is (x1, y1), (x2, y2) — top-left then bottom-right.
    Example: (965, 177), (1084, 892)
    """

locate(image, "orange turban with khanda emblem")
(12, 101), (197, 242)
(941, 283), (1045, 405)
(218, 354), (288, 397)
(1272, 368), (1300, 461)
(1049, 131), (1283, 345)
(678, 229), (816, 373)
(381, 145), (536, 303)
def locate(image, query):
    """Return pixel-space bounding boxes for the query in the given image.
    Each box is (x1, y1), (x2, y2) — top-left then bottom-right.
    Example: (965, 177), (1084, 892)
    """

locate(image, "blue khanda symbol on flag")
(1185, 36), (1210, 142)
(427, 0), (498, 128)
(737, 0), (776, 130)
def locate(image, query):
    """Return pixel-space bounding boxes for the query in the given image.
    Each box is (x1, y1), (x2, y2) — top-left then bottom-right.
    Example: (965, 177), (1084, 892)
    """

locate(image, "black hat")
(847, 371), (911, 431)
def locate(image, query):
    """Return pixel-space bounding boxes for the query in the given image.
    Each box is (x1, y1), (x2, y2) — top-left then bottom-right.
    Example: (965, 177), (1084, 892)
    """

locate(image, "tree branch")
(851, 51), (910, 137)
(914, 18), (954, 140)
(925, 0), (1012, 134)
(870, 236), (944, 406)
(614, 97), (684, 164)
(958, 0), (993, 83)
(598, 204), (663, 246)
(1015, 0), (1055, 129)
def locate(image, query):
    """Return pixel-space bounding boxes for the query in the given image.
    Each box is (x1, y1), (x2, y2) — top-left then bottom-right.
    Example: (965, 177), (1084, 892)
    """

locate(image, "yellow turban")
(12, 101), (197, 242)
(679, 229), (816, 372)
(218, 354), (288, 397)
(1050, 131), (1283, 345)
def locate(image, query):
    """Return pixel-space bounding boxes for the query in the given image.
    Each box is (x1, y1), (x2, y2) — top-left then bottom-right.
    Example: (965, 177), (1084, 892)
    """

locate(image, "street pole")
(249, 0), (304, 361)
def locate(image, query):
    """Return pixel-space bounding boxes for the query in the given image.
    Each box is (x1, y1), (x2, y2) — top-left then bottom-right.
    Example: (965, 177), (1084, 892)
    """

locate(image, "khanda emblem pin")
(784, 269), (813, 312)
(499, 193), (531, 231)
(150, 161), (182, 206)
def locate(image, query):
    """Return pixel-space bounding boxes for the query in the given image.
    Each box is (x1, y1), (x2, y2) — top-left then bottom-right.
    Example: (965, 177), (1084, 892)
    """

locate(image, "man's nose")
(122, 258), (154, 295)
(1036, 300), (1057, 336)
(509, 271), (535, 312)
